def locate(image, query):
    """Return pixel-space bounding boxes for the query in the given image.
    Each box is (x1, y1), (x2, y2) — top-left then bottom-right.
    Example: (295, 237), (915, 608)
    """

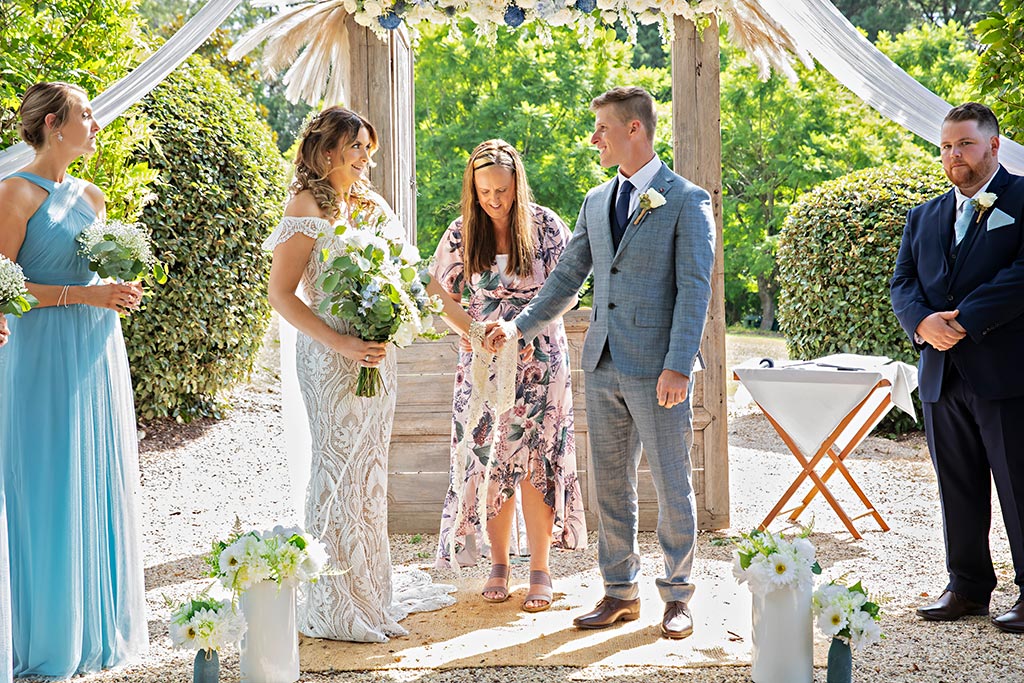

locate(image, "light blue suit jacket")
(517, 161), (716, 377)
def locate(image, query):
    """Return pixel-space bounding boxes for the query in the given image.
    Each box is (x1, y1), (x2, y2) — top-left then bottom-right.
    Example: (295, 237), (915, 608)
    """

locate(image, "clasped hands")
(480, 321), (689, 409)
(916, 309), (967, 352)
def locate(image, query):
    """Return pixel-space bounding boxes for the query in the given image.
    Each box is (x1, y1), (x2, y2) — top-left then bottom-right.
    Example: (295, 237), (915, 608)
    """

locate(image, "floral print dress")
(431, 204), (587, 567)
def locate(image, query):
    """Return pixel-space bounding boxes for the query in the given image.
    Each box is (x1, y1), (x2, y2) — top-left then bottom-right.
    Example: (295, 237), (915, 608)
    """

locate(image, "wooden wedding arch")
(339, 17), (730, 533)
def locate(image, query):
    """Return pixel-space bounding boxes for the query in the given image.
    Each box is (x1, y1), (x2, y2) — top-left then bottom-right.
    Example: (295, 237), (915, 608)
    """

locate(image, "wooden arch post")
(672, 17), (730, 530)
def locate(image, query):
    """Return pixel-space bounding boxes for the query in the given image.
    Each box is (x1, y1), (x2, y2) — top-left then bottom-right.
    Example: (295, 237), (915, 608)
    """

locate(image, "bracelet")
(57, 285), (70, 308)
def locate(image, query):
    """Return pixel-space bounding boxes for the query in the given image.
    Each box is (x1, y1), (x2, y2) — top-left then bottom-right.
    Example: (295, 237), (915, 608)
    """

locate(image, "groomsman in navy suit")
(891, 102), (1024, 633)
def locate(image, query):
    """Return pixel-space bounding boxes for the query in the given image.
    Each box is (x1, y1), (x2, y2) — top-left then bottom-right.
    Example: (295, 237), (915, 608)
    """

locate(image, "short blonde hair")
(17, 82), (88, 150)
(590, 86), (657, 143)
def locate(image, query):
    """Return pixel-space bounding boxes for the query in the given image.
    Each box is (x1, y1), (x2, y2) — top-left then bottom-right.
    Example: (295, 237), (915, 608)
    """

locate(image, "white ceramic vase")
(751, 582), (813, 683)
(239, 579), (299, 683)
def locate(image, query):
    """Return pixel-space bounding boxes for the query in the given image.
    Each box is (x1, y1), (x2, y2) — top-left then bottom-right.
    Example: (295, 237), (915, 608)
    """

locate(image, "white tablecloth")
(734, 354), (918, 459)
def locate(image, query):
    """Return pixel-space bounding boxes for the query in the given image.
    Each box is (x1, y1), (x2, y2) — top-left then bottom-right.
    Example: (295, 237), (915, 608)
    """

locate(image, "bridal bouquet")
(168, 595), (247, 653)
(77, 219), (168, 283)
(206, 524), (329, 595)
(813, 580), (883, 649)
(0, 254), (38, 317)
(731, 528), (821, 593)
(317, 204), (443, 397)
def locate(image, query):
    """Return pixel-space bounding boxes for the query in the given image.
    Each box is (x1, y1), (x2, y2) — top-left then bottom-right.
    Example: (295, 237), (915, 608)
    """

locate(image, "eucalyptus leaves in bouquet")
(317, 204), (443, 397)
(206, 524), (329, 596)
(0, 254), (38, 317)
(77, 219), (168, 283)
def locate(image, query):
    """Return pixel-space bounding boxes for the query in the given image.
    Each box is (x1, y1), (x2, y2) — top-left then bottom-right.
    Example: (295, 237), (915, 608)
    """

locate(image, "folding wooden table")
(733, 355), (918, 539)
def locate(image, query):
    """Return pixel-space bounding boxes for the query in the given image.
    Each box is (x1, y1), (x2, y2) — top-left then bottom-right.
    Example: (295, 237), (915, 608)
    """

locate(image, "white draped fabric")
(0, 0), (244, 178)
(756, 0), (1024, 174)
(1, 0), (1021, 177)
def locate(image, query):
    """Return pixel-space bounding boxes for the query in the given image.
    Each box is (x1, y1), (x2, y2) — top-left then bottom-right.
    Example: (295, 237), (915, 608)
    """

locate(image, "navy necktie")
(612, 179), (633, 251)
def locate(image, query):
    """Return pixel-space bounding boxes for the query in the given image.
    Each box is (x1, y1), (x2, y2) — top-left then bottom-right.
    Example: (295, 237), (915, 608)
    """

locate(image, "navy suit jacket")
(891, 165), (1024, 402)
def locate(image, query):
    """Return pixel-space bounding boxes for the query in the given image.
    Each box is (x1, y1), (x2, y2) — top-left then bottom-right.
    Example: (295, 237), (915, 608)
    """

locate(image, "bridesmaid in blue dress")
(0, 82), (147, 677)
(0, 317), (10, 683)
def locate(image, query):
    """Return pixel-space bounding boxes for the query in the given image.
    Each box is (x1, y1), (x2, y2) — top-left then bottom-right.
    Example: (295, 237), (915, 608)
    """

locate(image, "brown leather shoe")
(573, 596), (640, 629)
(916, 590), (989, 621)
(662, 601), (693, 639)
(992, 599), (1024, 634)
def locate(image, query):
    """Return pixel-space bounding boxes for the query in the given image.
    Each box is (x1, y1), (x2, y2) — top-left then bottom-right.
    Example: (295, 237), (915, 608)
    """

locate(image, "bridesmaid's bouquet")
(77, 219), (168, 283)
(168, 595), (247, 653)
(0, 254), (38, 317)
(206, 524), (329, 596)
(317, 205), (443, 397)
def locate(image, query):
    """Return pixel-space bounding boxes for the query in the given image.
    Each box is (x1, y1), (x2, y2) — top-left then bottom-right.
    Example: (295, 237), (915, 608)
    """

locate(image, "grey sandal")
(482, 563), (510, 603)
(522, 569), (553, 613)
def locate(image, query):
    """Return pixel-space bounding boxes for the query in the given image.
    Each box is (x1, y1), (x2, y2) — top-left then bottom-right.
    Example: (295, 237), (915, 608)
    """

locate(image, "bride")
(264, 106), (464, 642)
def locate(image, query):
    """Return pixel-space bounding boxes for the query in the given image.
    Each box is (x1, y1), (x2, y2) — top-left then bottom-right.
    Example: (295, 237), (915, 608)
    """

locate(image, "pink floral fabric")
(430, 204), (587, 566)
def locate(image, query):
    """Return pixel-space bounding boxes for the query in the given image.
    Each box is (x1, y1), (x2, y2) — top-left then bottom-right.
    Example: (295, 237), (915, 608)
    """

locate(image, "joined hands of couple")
(482, 322), (690, 410)
(916, 309), (967, 352)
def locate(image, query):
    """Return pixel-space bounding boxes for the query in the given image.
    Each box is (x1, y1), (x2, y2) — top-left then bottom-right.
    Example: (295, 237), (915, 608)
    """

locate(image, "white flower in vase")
(817, 602), (848, 637)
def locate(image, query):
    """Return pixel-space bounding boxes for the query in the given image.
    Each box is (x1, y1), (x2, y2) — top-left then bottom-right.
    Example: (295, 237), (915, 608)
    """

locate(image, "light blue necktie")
(954, 200), (975, 246)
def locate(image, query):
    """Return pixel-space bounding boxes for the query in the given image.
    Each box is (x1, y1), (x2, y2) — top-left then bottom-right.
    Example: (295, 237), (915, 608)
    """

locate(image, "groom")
(487, 86), (715, 638)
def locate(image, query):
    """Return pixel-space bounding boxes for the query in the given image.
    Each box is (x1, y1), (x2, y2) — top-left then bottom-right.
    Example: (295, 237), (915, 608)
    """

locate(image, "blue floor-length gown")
(0, 172), (147, 678)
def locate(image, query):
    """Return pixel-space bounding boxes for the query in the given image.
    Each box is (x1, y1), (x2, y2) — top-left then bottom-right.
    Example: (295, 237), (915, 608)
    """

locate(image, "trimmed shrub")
(776, 162), (948, 431)
(126, 55), (287, 421)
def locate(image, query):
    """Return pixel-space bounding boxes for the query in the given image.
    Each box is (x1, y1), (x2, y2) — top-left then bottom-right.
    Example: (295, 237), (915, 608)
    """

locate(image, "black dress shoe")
(992, 599), (1024, 634)
(573, 596), (640, 629)
(916, 590), (989, 621)
(662, 600), (693, 639)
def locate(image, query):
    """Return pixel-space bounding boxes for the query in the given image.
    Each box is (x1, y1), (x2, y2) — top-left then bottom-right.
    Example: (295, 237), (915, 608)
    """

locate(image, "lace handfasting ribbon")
(446, 319), (518, 574)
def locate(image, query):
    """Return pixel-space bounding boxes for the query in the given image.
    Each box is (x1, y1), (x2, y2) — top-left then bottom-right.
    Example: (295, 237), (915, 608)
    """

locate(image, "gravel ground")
(17, 328), (1023, 682)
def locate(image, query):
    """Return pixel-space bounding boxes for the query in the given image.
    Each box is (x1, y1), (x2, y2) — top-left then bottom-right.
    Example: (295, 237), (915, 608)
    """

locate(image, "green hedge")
(126, 55), (287, 421)
(776, 162), (949, 430)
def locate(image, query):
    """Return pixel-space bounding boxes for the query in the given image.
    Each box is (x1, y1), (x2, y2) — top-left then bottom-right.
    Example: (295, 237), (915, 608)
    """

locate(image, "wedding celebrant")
(485, 86), (715, 639)
(890, 102), (1024, 633)
(430, 139), (587, 612)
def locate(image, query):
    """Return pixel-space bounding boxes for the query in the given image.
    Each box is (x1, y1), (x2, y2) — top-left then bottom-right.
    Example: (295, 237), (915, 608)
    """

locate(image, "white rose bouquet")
(0, 254), (38, 317)
(168, 595), (247, 653)
(77, 219), (168, 283)
(317, 203), (443, 397)
(812, 580), (883, 649)
(730, 528), (821, 593)
(207, 524), (330, 596)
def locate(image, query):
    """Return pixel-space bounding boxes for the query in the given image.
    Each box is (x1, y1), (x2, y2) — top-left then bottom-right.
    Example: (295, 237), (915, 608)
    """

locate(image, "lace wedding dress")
(263, 194), (454, 643)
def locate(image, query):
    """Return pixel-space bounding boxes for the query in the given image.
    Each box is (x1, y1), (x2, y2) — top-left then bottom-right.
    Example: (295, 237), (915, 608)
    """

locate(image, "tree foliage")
(126, 55), (287, 421)
(834, 0), (998, 40)
(973, 0), (1024, 141)
(413, 23), (671, 257)
(0, 0), (157, 222)
(719, 35), (929, 329)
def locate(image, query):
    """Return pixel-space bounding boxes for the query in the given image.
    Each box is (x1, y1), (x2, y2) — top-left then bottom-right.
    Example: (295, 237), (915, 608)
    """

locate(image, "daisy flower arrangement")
(812, 580), (883, 649)
(206, 524), (330, 596)
(168, 595), (247, 654)
(731, 528), (822, 594)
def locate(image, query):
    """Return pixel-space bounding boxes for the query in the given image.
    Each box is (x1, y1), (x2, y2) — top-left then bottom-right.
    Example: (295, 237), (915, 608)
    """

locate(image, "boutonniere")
(634, 188), (666, 225)
(971, 192), (998, 224)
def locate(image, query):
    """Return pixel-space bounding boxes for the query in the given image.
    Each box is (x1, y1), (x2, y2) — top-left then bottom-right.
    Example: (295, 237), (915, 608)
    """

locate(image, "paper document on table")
(813, 354), (891, 369)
